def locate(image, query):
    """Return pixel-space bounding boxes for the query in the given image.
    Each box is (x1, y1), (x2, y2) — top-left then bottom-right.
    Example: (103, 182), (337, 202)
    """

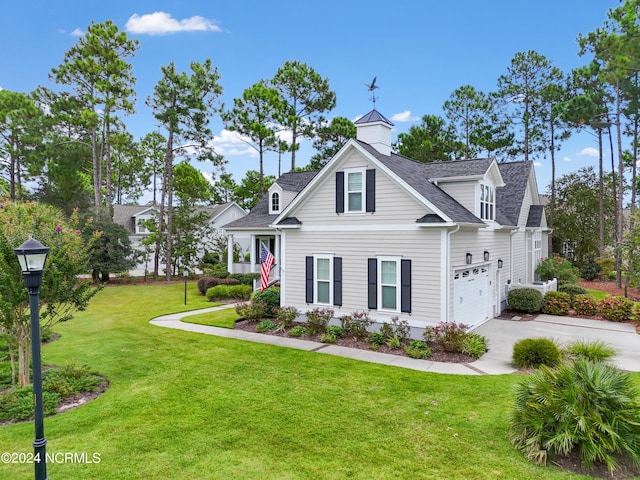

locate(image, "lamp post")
(183, 269), (188, 305)
(14, 237), (50, 480)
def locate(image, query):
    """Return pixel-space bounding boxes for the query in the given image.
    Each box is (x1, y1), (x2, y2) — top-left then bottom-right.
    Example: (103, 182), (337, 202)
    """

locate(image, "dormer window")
(335, 168), (376, 214)
(347, 170), (364, 212)
(480, 184), (494, 221)
(271, 192), (280, 212)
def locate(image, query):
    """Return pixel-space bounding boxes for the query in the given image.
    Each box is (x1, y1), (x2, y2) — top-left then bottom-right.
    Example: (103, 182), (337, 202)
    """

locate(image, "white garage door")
(453, 266), (490, 328)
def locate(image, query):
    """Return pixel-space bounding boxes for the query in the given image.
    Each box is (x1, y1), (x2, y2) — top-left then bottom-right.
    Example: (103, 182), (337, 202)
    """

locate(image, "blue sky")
(0, 1), (618, 199)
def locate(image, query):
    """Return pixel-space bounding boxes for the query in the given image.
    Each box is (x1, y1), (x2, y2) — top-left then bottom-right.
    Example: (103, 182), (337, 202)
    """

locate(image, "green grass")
(586, 288), (610, 301)
(181, 306), (239, 328)
(0, 283), (632, 479)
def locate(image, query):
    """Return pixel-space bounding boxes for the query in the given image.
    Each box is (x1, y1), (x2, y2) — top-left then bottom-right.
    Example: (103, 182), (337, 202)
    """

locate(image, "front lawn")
(0, 283), (628, 479)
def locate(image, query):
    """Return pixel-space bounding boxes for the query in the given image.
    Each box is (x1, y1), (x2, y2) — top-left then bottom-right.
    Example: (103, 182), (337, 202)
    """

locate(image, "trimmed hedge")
(197, 277), (240, 295)
(597, 296), (633, 322)
(205, 284), (252, 301)
(557, 283), (588, 301)
(229, 273), (261, 286)
(542, 291), (571, 316)
(573, 294), (598, 316)
(251, 288), (280, 317)
(507, 288), (543, 313)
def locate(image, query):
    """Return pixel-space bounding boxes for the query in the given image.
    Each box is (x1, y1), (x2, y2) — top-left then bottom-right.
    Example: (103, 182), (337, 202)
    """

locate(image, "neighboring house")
(224, 109), (550, 330)
(113, 202), (249, 273)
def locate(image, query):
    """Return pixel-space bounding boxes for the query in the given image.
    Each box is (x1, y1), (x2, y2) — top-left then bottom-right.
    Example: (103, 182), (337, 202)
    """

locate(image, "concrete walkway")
(150, 306), (640, 375)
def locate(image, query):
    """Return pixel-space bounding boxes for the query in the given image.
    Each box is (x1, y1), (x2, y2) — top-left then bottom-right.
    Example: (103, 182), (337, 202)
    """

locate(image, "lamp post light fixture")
(14, 237), (50, 480)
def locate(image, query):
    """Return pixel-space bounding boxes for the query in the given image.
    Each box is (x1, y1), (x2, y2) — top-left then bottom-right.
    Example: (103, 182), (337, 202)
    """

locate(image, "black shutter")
(368, 258), (377, 310)
(305, 256), (314, 304)
(335, 171), (344, 213)
(401, 259), (412, 313)
(333, 257), (342, 306)
(366, 169), (375, 212)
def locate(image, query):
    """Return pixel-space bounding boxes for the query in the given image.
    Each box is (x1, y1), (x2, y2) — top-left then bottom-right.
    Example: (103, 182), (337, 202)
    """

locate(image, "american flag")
(260, 244), (275, 291)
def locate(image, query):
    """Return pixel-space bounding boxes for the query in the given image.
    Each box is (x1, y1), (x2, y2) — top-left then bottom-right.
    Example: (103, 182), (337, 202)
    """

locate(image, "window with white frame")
(271, 192), (280, 212)
(379, 258), (400, 311)
(136, 217), (150, 234)
(315, 255), (333, 304)
(346, 170), (364, 212)
(480, 184), (494, 220)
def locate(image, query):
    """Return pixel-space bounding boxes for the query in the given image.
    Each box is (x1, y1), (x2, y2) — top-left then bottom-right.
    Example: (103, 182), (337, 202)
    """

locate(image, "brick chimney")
(354, 109), (394, 156)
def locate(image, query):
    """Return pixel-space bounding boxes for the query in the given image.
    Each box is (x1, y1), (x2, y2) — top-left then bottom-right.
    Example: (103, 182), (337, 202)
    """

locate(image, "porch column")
(274, 234), (281, 279)
(227, 233), (234, 274)
(249, 234), (256, 272)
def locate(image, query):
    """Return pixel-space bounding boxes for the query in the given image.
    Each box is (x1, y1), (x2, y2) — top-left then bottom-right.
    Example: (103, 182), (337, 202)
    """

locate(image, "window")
(347, 171), (363, 212)
(380, 259), (399, 310)
(315, 256), (332, 304)
(335, 169), (375, 214)
(480, 184), (494, 220)
(368, 257), (411, 313)
(271, 192), (280, 212)
(306, 256), (342, 306)
(136, 217), (151, 234)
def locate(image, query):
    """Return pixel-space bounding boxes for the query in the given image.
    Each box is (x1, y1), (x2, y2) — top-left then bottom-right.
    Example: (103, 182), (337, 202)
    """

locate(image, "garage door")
(453, 266), (490, 328)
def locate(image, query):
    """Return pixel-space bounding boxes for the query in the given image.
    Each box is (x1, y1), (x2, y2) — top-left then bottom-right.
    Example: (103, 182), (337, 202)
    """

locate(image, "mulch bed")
(234, 320), (475, 363)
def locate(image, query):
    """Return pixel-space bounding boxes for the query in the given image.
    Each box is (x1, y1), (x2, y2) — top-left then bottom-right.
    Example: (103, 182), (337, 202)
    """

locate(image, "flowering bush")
(573, 294), (598, 316)
(541, 291), (571, 316)
(305, 308), (334, 335)
(535, 254), (579, 284)
(597, 296), (633, 322)
(424, 321), (470, 353)
(339, 311), (373, 341)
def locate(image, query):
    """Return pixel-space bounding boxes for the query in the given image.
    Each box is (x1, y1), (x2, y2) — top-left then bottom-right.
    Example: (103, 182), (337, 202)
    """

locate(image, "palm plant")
(508, 359), (640, 474)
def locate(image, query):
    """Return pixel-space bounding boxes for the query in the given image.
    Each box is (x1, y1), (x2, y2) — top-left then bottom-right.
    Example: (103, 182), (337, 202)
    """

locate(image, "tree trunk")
(598, 128), (605, 256)
(165, 131), (175, 282)
(549, 118), (556, 255)
(615, 86), (624, 290)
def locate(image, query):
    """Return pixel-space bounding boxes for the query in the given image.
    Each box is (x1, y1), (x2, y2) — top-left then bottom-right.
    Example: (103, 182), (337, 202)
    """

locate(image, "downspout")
(443, 225), (460, 322)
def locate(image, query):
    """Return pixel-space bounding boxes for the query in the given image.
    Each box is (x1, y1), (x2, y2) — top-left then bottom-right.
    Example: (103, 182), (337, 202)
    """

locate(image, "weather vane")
(365, 76), (379, 108)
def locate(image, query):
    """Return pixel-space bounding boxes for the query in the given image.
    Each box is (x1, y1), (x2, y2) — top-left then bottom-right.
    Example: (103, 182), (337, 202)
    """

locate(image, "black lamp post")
(14, 237), (50, 480)
(183, 269), (188, 305)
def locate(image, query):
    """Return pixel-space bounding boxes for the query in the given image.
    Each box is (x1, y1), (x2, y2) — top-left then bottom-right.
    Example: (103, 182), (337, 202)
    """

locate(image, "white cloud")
(211, 129), (257, 158)
(533, 161), (543, 168)
(562, 156), (571, 162)
(126, 12), (221, 35)
(70, 28), (84, 37)
(577, 147), (599, 157)
(390, 110), (419, 122)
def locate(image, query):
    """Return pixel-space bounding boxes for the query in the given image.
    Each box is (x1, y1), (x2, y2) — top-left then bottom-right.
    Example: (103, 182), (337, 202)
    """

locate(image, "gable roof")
(223, 170), (319, 230)
(495, 161), (535, 226)
(354, 109), (394, 126)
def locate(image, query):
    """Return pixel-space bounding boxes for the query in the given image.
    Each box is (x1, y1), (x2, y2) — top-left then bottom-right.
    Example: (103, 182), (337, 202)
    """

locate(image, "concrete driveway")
(472, 314), (640, 374)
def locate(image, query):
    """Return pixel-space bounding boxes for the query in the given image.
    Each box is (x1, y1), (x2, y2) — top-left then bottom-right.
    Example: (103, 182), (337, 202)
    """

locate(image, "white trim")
(440, 229), (449, 322)
(344, 167), (366, 214)
(280, 233), (286, 306)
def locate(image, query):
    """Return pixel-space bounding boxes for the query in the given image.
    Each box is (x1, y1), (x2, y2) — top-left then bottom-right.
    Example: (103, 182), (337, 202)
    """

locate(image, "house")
(113, 202), (249, 273)
(224, 109), (550, 330)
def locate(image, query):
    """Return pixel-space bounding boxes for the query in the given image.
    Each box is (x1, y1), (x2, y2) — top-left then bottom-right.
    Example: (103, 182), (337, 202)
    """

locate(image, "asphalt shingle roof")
(496, 161), (533, 226)
(223, 171), (319, 230)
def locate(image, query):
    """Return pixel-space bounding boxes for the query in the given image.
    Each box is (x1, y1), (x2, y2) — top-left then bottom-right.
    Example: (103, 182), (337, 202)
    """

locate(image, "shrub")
(596, 256), (616, 280)
(198, 277), (241, 295)
(386, 335), (402, 350)
(507, 288), (543, 313)
(320, 333), (338, 343)
(461, 333), (488, 359)
(251, 288), (280, 317)
(326, 325), (345, 338)
(404, 340), (432, 359)
(235, 301), (267, 322)
(541, 291), (571, 316)
(558, 283), (588, 300)
(564, 340), (617, 363)
(305, 308), (333, 336)
(597, 296), (633, 322)
(512, 338), (561, 369)
(206, 284), (252, 302)
(573, 294), (598, 316)
(210, 264), (229, 278)
(535, 254), (580, 284)
(424, 321), (469, 353)
(339, 311), (373, 341)
(580, 258), (601, 281)
(275, 306), (299, 331)
(43, 365), (101, 397)
(379, 316), (411, 343)
(229, 273), (260, 286)
(256, 320), (277, 333)
(287, 326), (306, 337)
(508, 359), (640, 473)
(370, 332), (385, 347)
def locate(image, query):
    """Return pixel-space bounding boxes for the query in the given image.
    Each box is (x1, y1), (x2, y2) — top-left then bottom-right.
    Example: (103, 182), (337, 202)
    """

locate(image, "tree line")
(1, 1), (640, 285)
